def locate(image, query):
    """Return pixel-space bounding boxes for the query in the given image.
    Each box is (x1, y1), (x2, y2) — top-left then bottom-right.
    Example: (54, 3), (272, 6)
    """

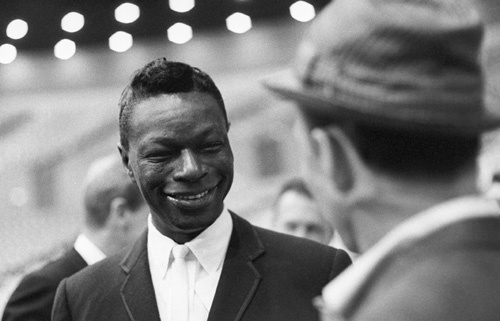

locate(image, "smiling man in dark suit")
(2, 154), (148, 321)
(51, 58), (351, 321)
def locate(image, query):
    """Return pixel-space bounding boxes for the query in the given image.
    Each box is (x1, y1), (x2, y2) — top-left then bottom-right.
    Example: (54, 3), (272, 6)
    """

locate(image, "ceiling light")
(226, 13), (252, 34)
(54, 39), (76, 60)
(167, 23), (193, 44)
(61, 12), (85, 33)
(109, 31), (133, 52)
(0, 44), (17, 64)
(6, 19), (29, 40)
(169, 0), (195, 13)
(290, 1), (316, 22)
(115, 3), (140, 23)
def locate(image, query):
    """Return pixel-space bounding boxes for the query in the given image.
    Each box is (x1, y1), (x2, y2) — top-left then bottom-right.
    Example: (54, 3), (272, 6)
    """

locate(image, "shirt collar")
(188, 206), (232, 274)
(147, 205), (233, 275)
(73, 233), (106, 265)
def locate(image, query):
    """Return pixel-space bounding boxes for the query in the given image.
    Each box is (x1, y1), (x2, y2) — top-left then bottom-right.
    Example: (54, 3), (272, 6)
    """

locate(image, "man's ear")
(108, 197), (129, 229)
(310, 127), (368, 195)
(311, 128), (351, 193)
(117, 143), (135, 182)
(111, 197), (127, 217)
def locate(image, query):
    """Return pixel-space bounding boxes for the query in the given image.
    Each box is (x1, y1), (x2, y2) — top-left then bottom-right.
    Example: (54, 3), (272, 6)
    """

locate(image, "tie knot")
(172, 244), (190, 259)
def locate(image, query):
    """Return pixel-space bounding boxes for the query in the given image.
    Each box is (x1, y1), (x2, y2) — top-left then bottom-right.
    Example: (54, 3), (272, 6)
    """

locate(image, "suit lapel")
(120, 232), (161, 321)
(208, 213), (265, 321)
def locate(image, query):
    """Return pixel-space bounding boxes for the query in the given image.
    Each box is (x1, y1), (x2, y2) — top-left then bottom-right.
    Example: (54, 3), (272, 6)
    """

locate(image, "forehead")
(277, 191), (323, 220)
(129, 92), (226, 135)
(278, 190), (314, 207)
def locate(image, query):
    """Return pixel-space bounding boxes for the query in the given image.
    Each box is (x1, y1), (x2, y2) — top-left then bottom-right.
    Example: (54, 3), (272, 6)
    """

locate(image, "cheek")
(135, 164), (169, 190)
(221, 160), (234, 176)
(213, 151), (234, 176)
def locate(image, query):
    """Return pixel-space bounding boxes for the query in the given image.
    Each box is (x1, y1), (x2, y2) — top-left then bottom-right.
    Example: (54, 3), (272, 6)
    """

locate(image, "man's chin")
(174, 214), (219, 232)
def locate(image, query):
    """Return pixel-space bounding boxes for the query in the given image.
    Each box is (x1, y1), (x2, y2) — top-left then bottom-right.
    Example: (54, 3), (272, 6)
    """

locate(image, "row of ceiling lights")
(0, 0), (316, 65)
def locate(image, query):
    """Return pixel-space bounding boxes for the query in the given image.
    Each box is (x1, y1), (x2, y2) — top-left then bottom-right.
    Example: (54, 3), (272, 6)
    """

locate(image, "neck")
(151, 216), (204, 244)
(163, 230), (202, 244)
(351, 167), (478, 253)
(82, 227), (121, 256)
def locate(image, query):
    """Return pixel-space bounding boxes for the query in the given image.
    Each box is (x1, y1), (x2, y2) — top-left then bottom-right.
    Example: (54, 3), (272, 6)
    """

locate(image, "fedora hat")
(264, 0), (500, 134)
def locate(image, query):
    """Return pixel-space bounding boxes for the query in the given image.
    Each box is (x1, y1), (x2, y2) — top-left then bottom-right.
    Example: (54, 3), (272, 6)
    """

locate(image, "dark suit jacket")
(339, 216), (500, 321)
(2, 248), (87, 321)
(52, 213), (351, 321)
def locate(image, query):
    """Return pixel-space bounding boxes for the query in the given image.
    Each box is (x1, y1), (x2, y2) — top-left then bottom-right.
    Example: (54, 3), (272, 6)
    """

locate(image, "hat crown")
(299, 0), (484, 110)
(284, 0), (500, 132)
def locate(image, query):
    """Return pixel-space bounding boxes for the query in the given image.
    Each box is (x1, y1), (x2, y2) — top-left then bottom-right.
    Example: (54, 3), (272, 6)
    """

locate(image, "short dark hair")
(83, 155), (145, 228)
(343, 123), (480, 178)
(118, 58), (228, 150)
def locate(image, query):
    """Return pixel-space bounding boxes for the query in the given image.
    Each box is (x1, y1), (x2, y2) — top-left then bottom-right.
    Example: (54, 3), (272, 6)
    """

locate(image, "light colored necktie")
(171, 244), (190, 321)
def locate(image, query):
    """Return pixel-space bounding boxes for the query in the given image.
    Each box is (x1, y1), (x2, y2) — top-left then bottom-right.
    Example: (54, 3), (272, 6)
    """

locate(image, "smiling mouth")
(167, 189), (210, 200)
(164, 185), (218, 208)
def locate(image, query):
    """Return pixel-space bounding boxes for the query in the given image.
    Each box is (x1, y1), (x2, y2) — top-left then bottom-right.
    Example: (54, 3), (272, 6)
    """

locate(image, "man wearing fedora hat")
(265, 0), (500, 320)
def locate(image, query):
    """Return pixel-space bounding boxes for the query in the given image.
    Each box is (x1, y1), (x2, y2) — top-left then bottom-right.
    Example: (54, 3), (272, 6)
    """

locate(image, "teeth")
(171, 190), (209, 200)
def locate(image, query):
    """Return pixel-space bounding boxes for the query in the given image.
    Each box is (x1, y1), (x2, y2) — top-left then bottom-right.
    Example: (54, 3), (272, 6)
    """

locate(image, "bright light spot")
(54, 39), (76, 60)
(6, 19), (29, 40)
(109, 31), (133, 52)
(0, 44), (17, 64)
(115, 3), (140, 23)
(167, 23), (193, 44)
(226, 12), (252, 34)
(290, 1), (316, 22)
(9, 187), (29, 207)
(61, 12), (85, 32)
(169, 0), (195, 13)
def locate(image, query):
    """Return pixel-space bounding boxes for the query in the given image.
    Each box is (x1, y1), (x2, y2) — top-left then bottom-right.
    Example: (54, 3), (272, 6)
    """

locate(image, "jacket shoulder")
(258, 226), (350, 270)
(63, 249), (126, 291)
(231, 212), (351, 280)
(2, 249), (87, 321)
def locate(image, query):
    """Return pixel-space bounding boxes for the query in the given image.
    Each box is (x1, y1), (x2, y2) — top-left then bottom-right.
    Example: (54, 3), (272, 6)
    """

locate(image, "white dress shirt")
(73, 233), (107, 265)
(148, 207), (233, 321)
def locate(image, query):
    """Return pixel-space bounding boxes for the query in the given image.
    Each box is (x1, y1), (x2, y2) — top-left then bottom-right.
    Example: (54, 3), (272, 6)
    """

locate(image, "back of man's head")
(83, 154), (144, 228)
(81, 154), (148, 255)
(265, 0), (500, 252)
(339, 124), (480, 180)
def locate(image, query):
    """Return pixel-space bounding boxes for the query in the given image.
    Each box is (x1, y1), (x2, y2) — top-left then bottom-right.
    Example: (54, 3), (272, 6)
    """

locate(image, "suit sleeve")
(2, 274), (57, 321)
(51, 279), (72, 321)
(328, 249), (352, 281)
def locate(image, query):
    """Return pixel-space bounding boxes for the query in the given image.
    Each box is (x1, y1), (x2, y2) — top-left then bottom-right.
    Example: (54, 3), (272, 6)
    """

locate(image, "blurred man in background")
(272, 178), (333, 245)
(2, 154), (148, 321)
(265, 0), (500, 320)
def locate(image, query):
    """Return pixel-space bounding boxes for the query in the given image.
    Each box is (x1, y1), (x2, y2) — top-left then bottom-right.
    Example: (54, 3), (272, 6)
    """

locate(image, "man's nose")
(173, 149), (206, 182)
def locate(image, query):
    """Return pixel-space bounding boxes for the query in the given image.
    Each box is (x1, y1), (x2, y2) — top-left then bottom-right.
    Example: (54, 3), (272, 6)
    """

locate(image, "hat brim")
(264, 69), (500, 135)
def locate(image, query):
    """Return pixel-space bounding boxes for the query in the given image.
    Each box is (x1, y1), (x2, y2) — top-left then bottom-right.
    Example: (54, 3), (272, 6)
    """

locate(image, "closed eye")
(144, 150), (176, 162)
(200, 142), (224, 153)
